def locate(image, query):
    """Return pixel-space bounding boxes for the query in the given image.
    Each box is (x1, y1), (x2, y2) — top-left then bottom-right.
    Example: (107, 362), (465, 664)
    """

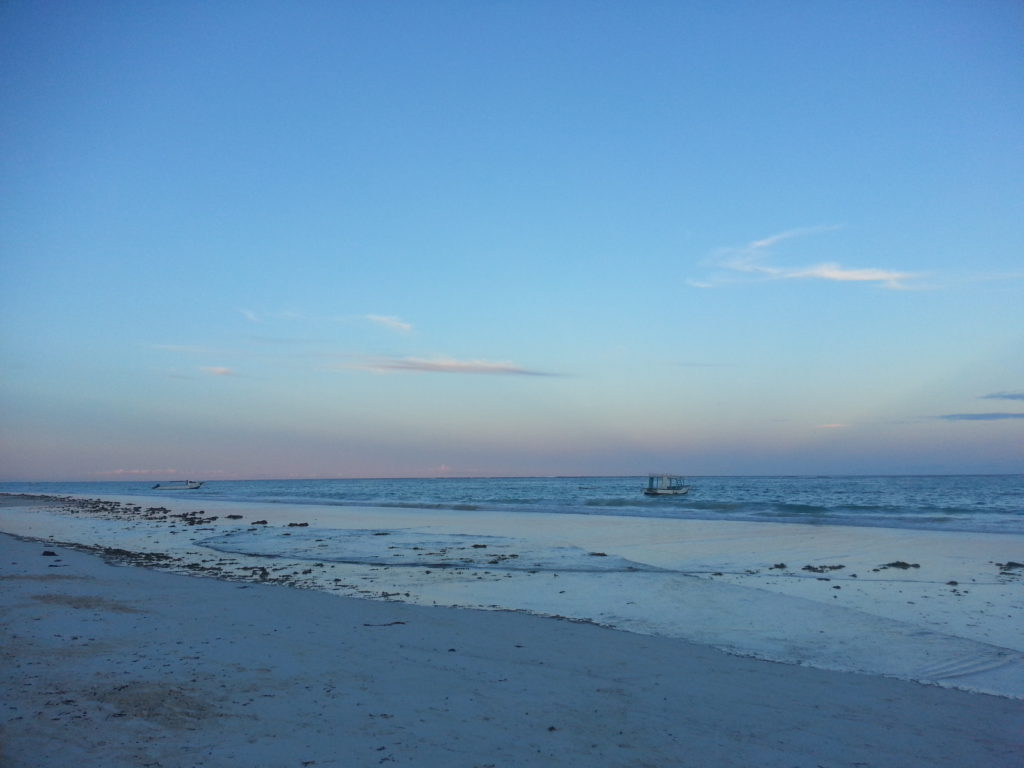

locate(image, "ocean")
(2, 474), (1022, 534)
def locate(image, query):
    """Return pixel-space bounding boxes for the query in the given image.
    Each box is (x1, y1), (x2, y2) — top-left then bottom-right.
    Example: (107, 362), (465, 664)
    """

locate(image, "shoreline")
(3, 531), (1022, 767)
(2, 493), (1024, 704)
(2, 493), (1023, 700)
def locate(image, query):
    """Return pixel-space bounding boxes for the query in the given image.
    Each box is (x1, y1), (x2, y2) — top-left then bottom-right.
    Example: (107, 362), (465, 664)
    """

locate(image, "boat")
(643, 474), (689, 496)
(151, 481), (204, 490)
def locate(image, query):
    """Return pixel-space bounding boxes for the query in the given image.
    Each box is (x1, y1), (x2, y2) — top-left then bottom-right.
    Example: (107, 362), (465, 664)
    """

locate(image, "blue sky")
(2, 1), (1022, 480)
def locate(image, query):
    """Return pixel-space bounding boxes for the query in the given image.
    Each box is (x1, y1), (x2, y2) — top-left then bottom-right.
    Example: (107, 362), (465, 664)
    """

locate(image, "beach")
(2, 493), (1022, 766)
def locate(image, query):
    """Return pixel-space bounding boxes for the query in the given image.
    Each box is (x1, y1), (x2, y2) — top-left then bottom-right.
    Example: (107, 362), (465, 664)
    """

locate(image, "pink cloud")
(354, 356), (552, 376)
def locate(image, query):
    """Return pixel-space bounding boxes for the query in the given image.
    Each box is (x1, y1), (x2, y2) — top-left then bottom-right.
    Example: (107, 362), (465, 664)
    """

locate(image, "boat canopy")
(646, 474), (686, 491)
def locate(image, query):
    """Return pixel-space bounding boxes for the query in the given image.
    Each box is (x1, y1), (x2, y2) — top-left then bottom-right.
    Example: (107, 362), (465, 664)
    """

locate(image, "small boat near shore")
(643, 474), (689, 496)
(151, 481), (204, 490)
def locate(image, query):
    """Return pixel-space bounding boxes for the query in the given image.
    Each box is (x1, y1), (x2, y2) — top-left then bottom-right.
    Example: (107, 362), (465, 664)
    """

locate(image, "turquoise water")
(2, 475), (1021, 534)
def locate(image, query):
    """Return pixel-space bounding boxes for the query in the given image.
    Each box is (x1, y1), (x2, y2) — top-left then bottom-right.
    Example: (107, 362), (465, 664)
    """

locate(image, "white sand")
(2, 532), (1022, 768)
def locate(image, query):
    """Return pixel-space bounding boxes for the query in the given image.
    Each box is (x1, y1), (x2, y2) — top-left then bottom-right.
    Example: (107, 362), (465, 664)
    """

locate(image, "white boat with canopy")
(643, 474), (689, 496)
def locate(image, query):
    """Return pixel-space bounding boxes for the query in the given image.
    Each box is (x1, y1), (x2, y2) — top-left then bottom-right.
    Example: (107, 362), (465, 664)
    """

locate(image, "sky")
(1, 1), (1022, 481)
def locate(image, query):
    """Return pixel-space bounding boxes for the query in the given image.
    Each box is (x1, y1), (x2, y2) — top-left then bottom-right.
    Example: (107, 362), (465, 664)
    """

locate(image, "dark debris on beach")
(6, 496), (357, 593)
(10, 495), (543, 599)
(995, 560), (1023, 580)
(801, 564), (845, 574)
(877, 561), (920, 570)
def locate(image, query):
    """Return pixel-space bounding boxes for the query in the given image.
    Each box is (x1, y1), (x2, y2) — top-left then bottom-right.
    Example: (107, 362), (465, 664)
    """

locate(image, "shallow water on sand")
(3, 491), (1023, 698)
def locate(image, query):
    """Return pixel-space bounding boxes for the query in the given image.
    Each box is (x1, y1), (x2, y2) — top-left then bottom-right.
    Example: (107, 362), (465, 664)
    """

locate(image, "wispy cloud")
(938, 391), (1024, 420)
(982, 391), (1024, 402)
(201, 366), (235, 377)
(352, 356), (554, 376)
(241, 308), (325, 323)
(239, 308), (416, 332)
(365, 314), (413, 333)
(939, 412), (1024, 421)
(748, 224), (843, 250)
(237, 308), (334, 324)
(817, 423), (849, 429)
(696, 225), (916, 289)
(784, 263), (915, 287)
